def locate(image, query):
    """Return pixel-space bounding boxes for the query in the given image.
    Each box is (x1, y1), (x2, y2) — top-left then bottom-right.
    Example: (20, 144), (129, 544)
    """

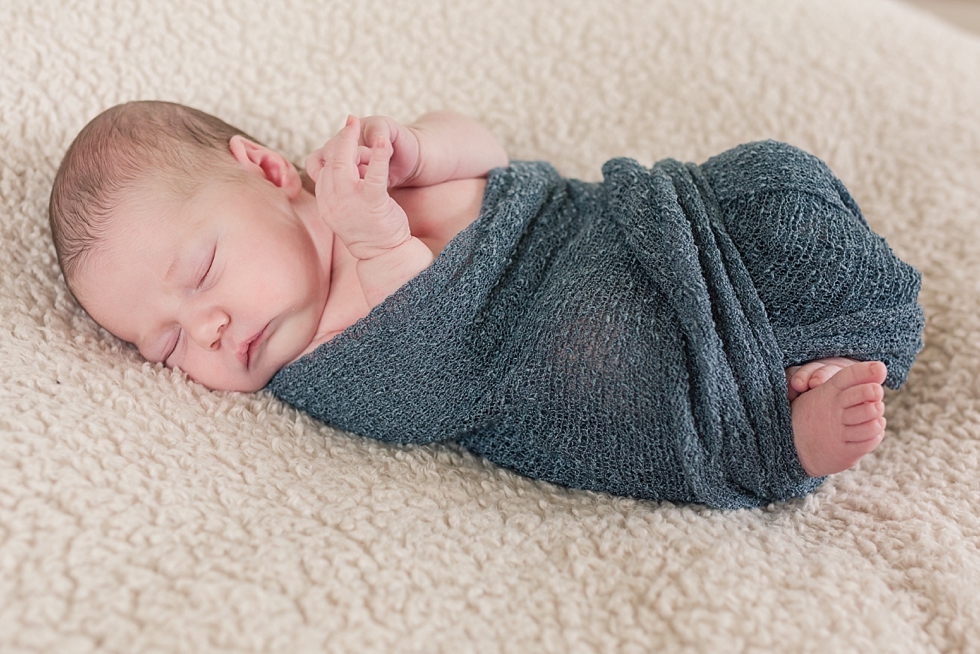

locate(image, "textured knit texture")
(268, 142), (924, 509)
(7, 0), (980, 651)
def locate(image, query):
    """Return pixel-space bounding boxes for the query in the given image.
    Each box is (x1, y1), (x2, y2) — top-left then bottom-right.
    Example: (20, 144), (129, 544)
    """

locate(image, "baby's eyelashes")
(196, 247), (216, 289)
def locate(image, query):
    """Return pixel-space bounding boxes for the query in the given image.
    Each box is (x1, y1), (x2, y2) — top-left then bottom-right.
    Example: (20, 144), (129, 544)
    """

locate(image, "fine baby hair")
(49, 101), (255, 287)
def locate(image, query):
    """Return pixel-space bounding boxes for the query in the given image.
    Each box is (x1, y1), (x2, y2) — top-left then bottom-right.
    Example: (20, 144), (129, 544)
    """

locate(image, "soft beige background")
(1, 0), (979, 652)
(901, 0), (980, 34)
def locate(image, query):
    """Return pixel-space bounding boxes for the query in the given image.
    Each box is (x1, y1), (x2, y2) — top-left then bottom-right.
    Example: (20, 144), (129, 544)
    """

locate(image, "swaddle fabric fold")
(269, 141), (924, 508)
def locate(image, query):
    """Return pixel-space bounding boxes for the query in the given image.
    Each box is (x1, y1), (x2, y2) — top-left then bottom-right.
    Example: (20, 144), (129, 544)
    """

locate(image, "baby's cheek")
(176, 353), (223, 391)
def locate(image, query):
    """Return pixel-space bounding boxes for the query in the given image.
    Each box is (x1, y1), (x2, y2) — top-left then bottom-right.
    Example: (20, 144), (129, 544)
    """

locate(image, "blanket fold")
(268, 141), (924, 508)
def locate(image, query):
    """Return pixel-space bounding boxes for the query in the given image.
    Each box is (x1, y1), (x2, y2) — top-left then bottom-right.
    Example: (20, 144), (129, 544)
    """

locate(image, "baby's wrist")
(355, 237), (434, 306)
(395, 125), (424, 187)
(344, 228), (413, 261)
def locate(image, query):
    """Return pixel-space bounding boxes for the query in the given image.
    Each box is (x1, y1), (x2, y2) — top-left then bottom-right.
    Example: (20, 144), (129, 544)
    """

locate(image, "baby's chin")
(173, 365), (274, 394)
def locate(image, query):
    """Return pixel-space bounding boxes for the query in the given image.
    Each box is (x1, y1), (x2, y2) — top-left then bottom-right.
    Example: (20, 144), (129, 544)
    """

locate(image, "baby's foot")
(785, 356), (865, 401)
(790, 360), (888, 477)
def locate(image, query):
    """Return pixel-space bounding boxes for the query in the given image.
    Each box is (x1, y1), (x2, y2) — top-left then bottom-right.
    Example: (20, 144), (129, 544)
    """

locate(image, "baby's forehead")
(83, 182), (195, 267)
(72, 196), (190, 313)
(92, 169), (258, 275)
(109, 175), (202, 230)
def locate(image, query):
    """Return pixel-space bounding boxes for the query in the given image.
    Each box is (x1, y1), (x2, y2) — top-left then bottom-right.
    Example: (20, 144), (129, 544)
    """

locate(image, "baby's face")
(73, 172), (334, 392)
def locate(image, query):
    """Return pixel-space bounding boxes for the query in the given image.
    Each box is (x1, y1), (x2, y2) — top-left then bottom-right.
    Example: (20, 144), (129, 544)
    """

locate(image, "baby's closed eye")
(195, 245), (216, 289)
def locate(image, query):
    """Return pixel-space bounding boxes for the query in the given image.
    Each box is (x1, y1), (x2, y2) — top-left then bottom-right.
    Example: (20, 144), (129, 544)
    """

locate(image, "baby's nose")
(190, 309), (229, 350)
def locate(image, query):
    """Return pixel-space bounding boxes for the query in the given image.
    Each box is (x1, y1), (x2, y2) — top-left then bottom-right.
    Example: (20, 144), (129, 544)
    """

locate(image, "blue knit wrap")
(268, 142), (924, 508)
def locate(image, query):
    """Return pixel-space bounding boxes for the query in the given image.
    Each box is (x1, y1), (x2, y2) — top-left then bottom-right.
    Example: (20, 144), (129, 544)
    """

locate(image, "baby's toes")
(785, 366), (807, 394)
(830, 360), (888, 391)
(844, 417), (887, 446)
(842, 400), (885, 426)
(839, 381), (885, 409)
(808, 365), (842, 388)
(789, 363), (821, 392)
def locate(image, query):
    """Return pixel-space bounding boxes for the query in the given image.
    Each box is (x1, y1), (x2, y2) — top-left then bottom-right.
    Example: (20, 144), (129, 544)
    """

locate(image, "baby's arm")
(355, 111), (509, 188)
(307, 116), (433, 307)
(306, 112), (507, 307)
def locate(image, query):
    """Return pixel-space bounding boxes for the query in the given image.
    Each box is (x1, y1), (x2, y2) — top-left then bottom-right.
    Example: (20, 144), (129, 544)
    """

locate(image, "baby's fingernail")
(345, 115), (355, 127)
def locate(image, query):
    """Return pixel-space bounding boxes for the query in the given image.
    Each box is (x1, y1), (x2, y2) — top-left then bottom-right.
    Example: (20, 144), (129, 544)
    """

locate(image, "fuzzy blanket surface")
(1, 0), (979, 652)
(270, 144), (923, 509)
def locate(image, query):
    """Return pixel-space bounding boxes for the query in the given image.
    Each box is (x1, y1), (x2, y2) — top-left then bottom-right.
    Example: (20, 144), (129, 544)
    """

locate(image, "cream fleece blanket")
(1, 0), (979, 652)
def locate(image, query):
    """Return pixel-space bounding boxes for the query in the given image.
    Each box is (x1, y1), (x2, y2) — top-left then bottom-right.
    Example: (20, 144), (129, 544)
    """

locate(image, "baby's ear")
(228, 135), (302, 198)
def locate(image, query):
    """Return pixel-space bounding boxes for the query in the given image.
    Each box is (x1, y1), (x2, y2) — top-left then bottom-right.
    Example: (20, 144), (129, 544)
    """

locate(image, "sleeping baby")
(49, 101), (924, 509)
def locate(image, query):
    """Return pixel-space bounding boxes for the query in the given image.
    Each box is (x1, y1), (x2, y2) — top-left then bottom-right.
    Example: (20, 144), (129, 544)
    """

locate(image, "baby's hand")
(356, 115), (422, 188)
(305, 116), (412, 260)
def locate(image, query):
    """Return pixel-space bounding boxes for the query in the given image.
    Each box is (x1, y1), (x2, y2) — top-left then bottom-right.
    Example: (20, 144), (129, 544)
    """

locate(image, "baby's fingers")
(360, 115), (395, 148)
(304, 148), (325, 182)
(306, 116), (357, 178)
(356, 145), (373, 178)
(362, 136), (393, 194)
(314, 116), (363, 196)
(328, 115), (361, 172)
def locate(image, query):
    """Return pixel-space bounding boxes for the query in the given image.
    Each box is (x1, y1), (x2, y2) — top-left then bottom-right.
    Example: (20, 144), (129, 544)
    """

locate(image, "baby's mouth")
(240, 324), (269, 369)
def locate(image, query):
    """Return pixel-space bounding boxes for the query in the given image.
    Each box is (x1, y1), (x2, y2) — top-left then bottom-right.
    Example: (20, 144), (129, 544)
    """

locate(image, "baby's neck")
(297, 235), (372, 358)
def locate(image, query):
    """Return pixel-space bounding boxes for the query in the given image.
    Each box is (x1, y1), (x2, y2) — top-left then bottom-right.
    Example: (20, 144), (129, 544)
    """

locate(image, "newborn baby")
(49, 101), (924, 508)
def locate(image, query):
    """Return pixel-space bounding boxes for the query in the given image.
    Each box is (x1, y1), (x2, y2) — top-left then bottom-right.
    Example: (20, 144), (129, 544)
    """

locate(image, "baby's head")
(50, 101), (334, 392)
